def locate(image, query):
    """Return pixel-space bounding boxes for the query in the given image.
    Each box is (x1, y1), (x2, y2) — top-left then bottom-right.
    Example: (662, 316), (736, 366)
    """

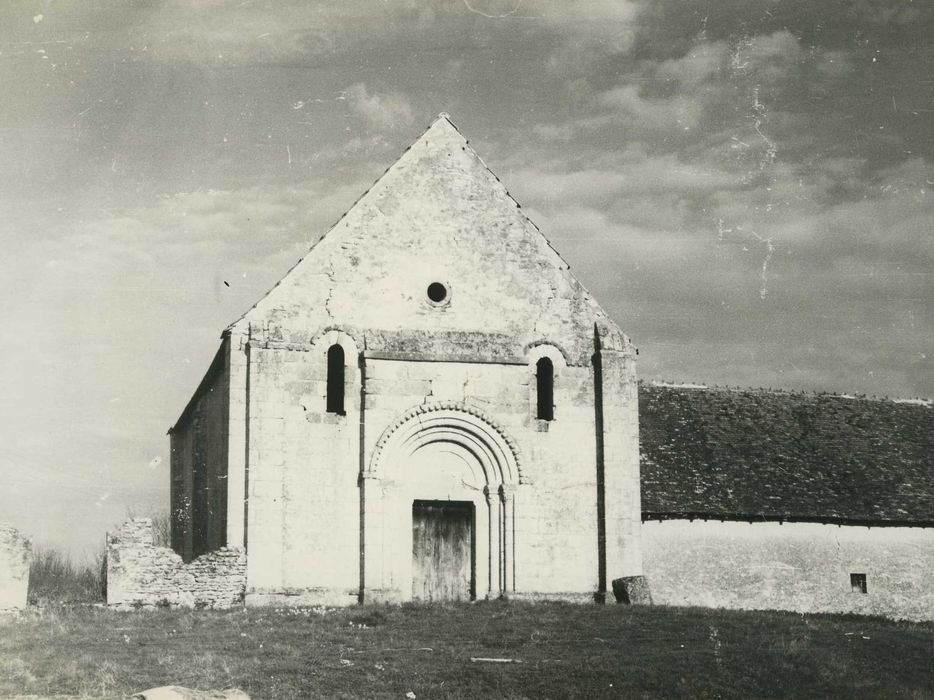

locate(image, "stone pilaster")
(594, 326), (643, 597)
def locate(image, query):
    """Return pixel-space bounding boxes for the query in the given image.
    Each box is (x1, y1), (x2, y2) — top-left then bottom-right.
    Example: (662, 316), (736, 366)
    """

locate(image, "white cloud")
(345, 83), (415, 130)
(535, 0), (643, 83)
(656, 40), (729, 84)
(529, 203), (705, 263)
(729, 30), (806, 82)
(509, 157), (737, 203)
(530, 115), (614, 141)
(537, 0), (639, 25)
(598, 84), (704, 132)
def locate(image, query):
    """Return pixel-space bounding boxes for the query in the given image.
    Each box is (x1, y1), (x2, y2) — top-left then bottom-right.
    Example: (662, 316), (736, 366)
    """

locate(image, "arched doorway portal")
(362, 402), (522, 602)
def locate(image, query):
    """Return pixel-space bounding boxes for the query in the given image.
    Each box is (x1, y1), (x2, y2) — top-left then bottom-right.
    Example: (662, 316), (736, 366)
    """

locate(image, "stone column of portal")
(483, 486), (493, 598)
(490, 484), (504, 596)
(500, 484), (516, 594)
(595, 327), (647, 603)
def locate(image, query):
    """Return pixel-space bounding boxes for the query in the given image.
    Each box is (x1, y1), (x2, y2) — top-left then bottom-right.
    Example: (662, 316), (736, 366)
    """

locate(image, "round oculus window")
(426, 282), (448, 304)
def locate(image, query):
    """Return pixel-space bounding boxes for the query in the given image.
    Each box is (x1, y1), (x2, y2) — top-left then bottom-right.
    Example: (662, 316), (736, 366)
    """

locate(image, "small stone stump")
(133, 686), (250, 700)
(612, 575), (653, 605)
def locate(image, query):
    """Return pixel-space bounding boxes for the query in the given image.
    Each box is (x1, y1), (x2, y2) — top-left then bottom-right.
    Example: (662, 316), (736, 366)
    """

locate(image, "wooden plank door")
(412, 501), (474, 601)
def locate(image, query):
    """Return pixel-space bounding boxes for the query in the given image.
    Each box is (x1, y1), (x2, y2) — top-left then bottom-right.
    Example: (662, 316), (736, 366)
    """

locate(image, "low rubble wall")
(0, 523), (31, 610)
(107, 519), (245, 609)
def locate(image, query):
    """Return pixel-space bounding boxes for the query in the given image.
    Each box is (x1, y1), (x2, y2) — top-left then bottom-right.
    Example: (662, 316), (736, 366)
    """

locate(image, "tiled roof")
(639, 383), (934, 524)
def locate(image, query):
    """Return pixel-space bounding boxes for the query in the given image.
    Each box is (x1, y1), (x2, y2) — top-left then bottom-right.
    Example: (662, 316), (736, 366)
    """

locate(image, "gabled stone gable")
(229, 114), (626, 366)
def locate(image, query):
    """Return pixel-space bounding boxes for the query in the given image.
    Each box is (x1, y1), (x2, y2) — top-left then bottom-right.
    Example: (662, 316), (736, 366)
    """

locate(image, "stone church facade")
(105, 114), (934, 620)
(163, 114), (641, 606)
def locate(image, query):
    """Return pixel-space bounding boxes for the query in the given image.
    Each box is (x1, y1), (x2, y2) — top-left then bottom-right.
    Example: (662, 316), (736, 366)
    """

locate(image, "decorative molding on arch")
(309, 326), (363, 356)
(368, 400), (526, 484)
(523, 340), (571, 368)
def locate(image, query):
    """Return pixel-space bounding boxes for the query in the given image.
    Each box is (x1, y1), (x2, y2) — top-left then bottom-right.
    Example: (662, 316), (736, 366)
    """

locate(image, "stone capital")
(499, 483), (517, 503)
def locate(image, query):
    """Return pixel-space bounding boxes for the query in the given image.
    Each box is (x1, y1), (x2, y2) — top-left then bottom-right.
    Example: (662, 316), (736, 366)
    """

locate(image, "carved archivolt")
(309, 326), (362, 356)
(368, 401), (525, 484)
(523, 340), (571, 368)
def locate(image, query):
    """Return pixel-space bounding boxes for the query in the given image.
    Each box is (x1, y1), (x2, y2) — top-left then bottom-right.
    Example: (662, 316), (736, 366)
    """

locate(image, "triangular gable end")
(227, 114), (627, 364)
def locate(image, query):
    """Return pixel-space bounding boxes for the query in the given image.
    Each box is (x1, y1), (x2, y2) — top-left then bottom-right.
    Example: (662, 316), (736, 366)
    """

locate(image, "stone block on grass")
(612, 575), (652, 605)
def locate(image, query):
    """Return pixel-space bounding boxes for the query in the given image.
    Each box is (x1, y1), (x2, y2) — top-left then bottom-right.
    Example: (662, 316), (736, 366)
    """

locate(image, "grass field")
(1, 601), (932, 699)
(26, 547), (106, 607)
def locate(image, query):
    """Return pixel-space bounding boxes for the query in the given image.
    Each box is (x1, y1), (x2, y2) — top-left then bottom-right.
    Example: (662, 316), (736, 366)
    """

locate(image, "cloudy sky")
(2, 0), (932, 556)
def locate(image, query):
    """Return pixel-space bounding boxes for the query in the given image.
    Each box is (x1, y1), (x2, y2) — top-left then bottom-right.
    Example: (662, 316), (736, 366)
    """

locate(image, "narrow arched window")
(536, 357), (554, 421)
(326, 344), (345, 415)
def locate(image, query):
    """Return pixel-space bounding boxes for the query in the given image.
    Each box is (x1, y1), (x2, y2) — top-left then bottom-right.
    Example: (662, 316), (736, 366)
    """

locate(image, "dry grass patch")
(1, 602), (932, 699)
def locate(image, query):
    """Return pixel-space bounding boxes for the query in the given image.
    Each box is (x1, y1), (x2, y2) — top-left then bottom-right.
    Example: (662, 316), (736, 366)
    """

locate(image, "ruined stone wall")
(107, 519), (245, 609)
(643, 519), (934, 621)
(0, 523), (31, 610)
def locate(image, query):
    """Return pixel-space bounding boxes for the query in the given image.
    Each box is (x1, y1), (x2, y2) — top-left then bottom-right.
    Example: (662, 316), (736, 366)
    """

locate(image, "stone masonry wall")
(643, 519), (934, 621)
(0, 523), (31, 610)
(107, 519), (245, 609)
(240, 340), (622, 605)
(362, 355), (607, 599)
